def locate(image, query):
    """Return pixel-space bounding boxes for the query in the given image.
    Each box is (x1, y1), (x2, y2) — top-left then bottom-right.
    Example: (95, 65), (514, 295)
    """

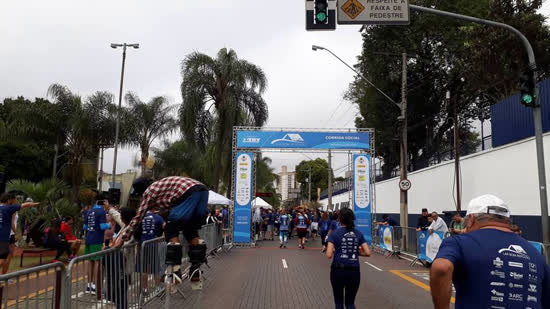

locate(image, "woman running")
(278, 209), (290, 248)
(294, 209), (309, 249)
(319, 211), (330, 253)
(326, 208), (371, 309)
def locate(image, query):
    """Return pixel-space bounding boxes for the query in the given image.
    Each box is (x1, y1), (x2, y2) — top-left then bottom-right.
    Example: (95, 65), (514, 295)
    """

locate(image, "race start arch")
(230, 127), (376, 246)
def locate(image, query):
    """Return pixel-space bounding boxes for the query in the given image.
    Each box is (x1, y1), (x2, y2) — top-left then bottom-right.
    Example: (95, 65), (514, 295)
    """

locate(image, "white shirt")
(428, 217), (448, 233)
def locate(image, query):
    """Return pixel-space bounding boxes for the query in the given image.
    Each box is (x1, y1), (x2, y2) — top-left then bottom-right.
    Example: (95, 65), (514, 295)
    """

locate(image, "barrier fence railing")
(0, 222), (225, 309)
(0, 262), (66, 309)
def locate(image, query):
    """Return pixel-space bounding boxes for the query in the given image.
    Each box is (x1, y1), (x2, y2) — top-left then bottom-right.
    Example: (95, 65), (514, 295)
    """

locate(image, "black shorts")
(165, 219), (200, 243)
(0, 241), (10, 259)
(297, 229), (307, 238)
(9, 235), (15, 244)
(312, 229), (318, 234)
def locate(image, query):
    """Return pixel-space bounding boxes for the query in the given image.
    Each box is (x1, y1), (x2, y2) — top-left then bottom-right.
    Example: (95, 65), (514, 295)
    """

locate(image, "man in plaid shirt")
(113, 176), (209, 280)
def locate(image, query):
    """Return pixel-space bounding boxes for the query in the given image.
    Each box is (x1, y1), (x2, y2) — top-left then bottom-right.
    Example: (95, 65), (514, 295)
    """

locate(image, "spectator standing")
(416, 208), (431, 231)
(60, 217), (82, 259)
(449, 213), (466, 235)
(253, 207), (262, 241)
(327, 208), (371, 309)
(379, 214), (398, 226)
(430, 194), (550, 309)
(0, 193), (39, 274)
(206, 209), (219, 225)
(83, 194), (111, 294)
(139, 210), (165, 293)
(266, 209), (274, 241)
(222, 206), (229, 228)
(3, 211), (18, 275)
(428, 211), (448, 234)
(215, 209), (223, 223)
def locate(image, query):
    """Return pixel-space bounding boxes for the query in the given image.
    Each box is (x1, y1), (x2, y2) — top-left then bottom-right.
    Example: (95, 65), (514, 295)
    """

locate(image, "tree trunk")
(141, 145), (149, 175)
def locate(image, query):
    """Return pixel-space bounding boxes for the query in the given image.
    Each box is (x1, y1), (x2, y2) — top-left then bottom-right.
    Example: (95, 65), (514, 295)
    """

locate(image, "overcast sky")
(2, 1), (549, 178)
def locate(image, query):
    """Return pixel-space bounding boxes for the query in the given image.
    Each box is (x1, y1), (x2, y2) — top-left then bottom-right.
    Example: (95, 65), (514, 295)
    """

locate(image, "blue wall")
(491, 79), (550, 147)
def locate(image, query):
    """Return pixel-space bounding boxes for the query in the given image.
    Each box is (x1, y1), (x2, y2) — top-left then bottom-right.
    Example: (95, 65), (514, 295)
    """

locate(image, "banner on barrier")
(233, 152), (253, 243)
(418, 230), (445, 263)
(530, 241), (543, 255)
(353, 154), (372, 245)
(379, 226), (393, 251)
(236, 130), (370, 149)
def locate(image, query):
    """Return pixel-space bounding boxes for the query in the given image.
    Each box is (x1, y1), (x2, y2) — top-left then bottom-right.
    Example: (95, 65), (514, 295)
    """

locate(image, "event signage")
(337, 0), (410, 25)
(233, 152), (253, 243)
(353, 154), (372, 244)
(236, 130), (370, 150)
(418, 230), (445, 263)
(379, 226), (393, 251)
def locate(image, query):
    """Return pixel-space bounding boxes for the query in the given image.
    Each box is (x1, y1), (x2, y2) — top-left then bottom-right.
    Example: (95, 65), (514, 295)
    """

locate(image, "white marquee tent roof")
(207, 190), (232, 205)
(252, 197), (273, 209)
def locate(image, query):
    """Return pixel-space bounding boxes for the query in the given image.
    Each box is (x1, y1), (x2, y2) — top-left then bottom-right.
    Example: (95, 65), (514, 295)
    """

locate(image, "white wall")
(321, 133), (550, 216)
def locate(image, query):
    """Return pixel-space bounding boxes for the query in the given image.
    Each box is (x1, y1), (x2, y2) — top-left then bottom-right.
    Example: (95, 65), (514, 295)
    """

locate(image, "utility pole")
(98, 147), (104, 190)
(399, 51), (409, 252)
(453, 94), (462, 212)
(308, 166), (312, 202)
(328, 149), (333, 210)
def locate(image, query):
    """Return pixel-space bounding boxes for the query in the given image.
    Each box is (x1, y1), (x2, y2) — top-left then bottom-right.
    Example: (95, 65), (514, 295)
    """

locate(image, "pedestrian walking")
(319, 212), (330, 253)
(294, 209), (309, 249)
(326, 208), (371, 309)
(430, 194), (550, 309)
(278, 209), (290, 248)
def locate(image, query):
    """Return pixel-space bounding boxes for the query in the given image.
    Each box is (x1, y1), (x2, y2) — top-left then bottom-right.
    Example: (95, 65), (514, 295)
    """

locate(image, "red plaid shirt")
(121, 176), (204, 241)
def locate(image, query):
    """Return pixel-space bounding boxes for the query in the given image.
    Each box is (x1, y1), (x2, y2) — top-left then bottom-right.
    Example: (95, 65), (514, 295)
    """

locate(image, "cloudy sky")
(2, 1), (549, 178)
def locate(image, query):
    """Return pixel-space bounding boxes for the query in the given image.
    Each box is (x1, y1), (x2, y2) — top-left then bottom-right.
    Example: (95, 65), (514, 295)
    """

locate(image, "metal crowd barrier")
(4, 223), (226, 309)
(0, 262), (66, 309)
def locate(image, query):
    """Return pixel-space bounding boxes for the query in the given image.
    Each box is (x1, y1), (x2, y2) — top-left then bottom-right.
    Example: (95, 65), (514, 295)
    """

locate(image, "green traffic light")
(522, 94), (534, 104)
(316, 12), (327, 22)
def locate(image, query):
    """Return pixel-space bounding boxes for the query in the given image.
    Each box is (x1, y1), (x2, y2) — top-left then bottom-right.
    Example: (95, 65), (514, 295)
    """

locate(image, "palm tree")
(179, 48), (268, 192)
(123, 93), (177, 174)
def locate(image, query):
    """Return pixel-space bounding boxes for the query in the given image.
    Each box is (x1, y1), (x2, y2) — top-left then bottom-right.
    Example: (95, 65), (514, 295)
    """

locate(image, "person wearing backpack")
(326, 208), (371, 309)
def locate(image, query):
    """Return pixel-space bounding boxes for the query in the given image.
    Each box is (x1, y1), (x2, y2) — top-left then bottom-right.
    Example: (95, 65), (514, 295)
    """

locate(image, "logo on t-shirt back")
(498, 245), (530, 259)
(493, 257), (503, 268)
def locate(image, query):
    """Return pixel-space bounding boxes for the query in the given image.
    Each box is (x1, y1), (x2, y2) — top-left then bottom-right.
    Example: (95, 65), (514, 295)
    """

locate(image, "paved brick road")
(146, 238), (454, 309)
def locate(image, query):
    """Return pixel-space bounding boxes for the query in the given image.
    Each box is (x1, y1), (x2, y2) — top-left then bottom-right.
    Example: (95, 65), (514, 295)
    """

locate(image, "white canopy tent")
(252, 197), (273, 209)
(207, 190), (232, 205)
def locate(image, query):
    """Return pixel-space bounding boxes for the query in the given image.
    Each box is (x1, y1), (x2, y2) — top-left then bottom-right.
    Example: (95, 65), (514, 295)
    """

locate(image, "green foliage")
(0, 141), (53, 182)
(348, 0), (550, 175)
(295, 159), (330, 201)
(179, 48), (268, 191)
(6, 179), (79, 230)
(255, 156), (280, 208)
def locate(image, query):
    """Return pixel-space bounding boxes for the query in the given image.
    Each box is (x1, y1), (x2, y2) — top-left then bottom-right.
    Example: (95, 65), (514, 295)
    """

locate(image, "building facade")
(276, 165), (299, 202)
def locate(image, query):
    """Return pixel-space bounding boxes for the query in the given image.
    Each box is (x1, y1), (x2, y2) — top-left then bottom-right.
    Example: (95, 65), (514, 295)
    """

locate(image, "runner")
(278, 209), (290, 248)
(319, 211), (330, 253)
(326, 207), (371, 309)
(310, 209), (320, 241)
(294, 209), (309, 249)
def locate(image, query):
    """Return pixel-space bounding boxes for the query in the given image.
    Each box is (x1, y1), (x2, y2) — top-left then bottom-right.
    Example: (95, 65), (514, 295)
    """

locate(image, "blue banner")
(233, 152), (253, 243)
(379, 226), (393, 251)
(353, 154), (372, 245)
(418, 230), (446, 263)
(530, 241), (544, 255)
(236, 130), (370, 150)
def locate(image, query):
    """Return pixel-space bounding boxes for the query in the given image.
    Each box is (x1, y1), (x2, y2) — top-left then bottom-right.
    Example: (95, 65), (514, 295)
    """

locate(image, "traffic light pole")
(410, 4), (549, 263)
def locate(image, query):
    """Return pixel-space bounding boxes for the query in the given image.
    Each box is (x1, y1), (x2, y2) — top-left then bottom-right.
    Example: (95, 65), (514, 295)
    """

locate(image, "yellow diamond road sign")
(338, 0), (410, 25)
(342, 0), (365, 20)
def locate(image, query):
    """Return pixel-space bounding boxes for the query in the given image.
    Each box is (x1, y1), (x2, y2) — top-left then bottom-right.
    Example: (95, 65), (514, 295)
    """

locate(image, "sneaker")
(189, 264), (201, 282)
(280, 244), (283, 248)
(284, 245), (287, 248)
(302, 245), (305, 249)
(86, 283), (96, 294)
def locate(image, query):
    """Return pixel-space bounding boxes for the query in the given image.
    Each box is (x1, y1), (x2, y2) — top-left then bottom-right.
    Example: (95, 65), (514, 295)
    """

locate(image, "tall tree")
(347, 0), (550, 176)
(179, 48), (268, 192)
(255, 156), (281, 208)
(295, 159), (331, 201)
(123, 93), (177, 174)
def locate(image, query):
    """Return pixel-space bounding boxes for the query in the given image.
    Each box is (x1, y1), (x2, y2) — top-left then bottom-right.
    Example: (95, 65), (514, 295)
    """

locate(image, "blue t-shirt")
(0, 205), (20, 241)
(296, 215), (307, 229)
(84, 205), (107, 245)
(319, 219), (330, 233)
(279, 214), (290, 231)
(329, 220), (341, 232)
(267, 213), (274, 225)
(435, 229), (550, 309)
(328, 227), (366, 267)
(384, 217), (398, 226)
(141, 212), (164, 242)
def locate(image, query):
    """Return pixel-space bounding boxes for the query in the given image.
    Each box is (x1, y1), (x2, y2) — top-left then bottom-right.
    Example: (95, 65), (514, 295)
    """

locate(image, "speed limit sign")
(399, 179), (412, 191)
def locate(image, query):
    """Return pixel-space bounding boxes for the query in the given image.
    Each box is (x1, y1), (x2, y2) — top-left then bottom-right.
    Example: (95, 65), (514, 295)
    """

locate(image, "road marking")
(364, 261), (383, 271)
(282, 259), (288, 269)
(389, 270), (455, 304)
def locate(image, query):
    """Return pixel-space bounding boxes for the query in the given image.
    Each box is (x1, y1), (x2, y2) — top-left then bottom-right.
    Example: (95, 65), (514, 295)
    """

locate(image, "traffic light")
(520, 68), (537, 107)
(314, 0), (328, 24)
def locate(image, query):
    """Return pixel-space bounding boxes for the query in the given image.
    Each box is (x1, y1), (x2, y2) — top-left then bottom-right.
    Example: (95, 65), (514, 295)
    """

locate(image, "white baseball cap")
(466, 194), (510, 218)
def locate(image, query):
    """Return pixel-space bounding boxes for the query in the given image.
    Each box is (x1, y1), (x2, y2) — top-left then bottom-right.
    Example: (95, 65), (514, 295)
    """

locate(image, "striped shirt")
(121, 176), (203, 241)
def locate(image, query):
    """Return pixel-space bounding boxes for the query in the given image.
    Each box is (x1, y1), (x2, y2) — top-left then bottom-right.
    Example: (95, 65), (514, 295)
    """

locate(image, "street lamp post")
(110, 43), (139, 188)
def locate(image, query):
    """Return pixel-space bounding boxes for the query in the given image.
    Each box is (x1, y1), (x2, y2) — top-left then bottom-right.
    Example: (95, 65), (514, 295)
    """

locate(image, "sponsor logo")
(529, 262), (537, 273)
(490, 282), (505, 287)
(491, 290), (504, 297)
(491, 306), (505, 309)
(528, 284), (537, 293)
(509, 283), (523, 288)
(508, 261), (524, 268)
(491, 270), (505, 279)
(508, 293), (523, 302)
(498, 245), (530, 259)
(529, 274), (538, 282)
(493, 257), (504, 268)
(359, 157), (365, 164)
(240, 156), (248, 161)
(527, 295), (537, 302)
(419, 233), (426, 239)
(271, 134), (305, 145)
(510, 272), (523, 280)
(490, 296), (504, 302)
(242, 137), (260, 143)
